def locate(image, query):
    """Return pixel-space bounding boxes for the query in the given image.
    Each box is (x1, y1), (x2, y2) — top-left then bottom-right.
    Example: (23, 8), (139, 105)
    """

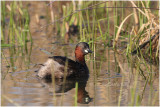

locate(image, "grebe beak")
(88, 49), (92, 53)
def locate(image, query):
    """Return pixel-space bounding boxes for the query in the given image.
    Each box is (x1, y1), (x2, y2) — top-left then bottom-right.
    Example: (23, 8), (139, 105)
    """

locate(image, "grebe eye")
(84, 49), (88, 53)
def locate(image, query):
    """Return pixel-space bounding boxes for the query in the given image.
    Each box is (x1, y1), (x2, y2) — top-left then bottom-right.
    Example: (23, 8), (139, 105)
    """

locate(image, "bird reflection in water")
(39, 77), (93, 104)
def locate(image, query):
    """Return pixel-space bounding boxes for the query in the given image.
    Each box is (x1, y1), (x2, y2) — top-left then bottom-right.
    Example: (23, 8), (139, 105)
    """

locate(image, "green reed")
(62, 5), (67, 37)
(93, 42), (97, 106)
(1, 27), (5, 45)
(1, 1), (33, 74)
(113, 1), (117, 45)
(1, 1), (6, 44)
(1, 52), (10, 68)
(79, 10), (83, 41)
(74, 82), (78, 106)
(118, 75), (124, 106)
(152, 91), (159, 106)
(127, 46), (156, 106)
(106, 2), (111, 44)
(1, 1), (6, 27)
(85, 9), (92, 35)
(50, 61), (57, 106)
(61, 48), (68, 106)
(130, 60), (140, 106)
(2, 1), (32, 47)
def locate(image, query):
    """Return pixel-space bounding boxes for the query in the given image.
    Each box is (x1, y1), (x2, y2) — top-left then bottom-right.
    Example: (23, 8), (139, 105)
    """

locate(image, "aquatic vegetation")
(1, 1), (33, 71)
(1, 1), (159, 106)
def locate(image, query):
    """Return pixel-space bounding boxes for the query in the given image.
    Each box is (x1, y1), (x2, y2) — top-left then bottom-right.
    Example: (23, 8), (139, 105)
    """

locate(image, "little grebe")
(37, 42), (92, 79)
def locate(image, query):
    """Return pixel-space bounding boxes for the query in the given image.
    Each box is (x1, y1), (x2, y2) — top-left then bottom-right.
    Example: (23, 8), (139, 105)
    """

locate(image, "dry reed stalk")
(50, 0), (54, 22)
(2, 95), (20, 106)
(133, 5), (139, 32)
(35, 14), (40, 24)
(130, 1), (147, 17)
(6, 4), (11, 11)
(113, 13), (133, 48)
(73, 17), (78, 26)
(65, 22), (69, 32)
(140, 1), (150, 20)
(130, 1), (159, 61)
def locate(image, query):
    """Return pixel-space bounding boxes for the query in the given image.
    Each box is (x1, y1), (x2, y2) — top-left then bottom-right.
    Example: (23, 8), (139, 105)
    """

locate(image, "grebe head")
(75, 42), (92, 63)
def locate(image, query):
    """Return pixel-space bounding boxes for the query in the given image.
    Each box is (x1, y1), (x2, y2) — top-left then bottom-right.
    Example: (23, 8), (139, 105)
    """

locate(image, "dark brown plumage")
(37, 42), (92, 79)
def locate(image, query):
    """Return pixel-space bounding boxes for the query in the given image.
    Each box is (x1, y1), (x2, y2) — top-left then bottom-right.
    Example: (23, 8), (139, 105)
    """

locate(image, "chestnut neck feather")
(75, 47), (85, 64)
